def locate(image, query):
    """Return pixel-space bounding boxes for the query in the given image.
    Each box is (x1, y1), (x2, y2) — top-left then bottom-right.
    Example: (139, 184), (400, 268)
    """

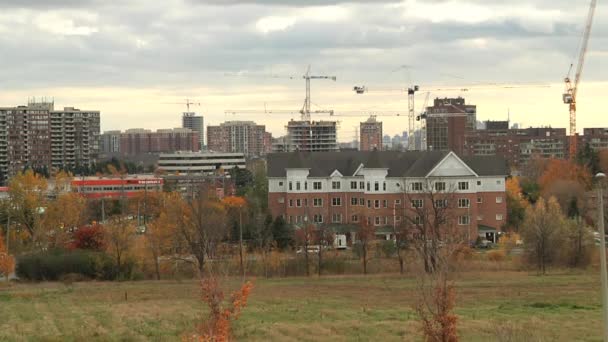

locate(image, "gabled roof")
(267, 151), (508, 178)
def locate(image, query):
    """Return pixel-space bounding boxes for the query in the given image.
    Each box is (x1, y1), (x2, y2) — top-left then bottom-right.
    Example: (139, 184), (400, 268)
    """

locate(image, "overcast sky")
(0, 0), (605, 141)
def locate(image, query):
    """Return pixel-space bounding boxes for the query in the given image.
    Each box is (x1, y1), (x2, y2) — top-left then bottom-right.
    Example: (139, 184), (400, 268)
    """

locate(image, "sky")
(0, 0), (606, 142)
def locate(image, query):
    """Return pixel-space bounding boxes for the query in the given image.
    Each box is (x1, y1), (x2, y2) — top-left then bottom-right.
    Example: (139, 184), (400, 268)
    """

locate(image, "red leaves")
(69, 224), (106, 251)
(416, 281), (458, 342)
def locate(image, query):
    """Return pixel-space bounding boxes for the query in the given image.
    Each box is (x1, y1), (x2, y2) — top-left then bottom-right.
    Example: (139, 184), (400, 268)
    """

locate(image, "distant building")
(360, 116), (383, 151)
(581, 128), (608, 151)
(464, 126), (568, 168)
(426, 97), (477, 154)
(71, 174), (163, 199)
(100, 128), (199, 157)
(272, 136), (290, 153)
(206, 121), (272, 157)
(157, 151), (246, 175)
(285, 120), (338, 152)
(182, 113), (204, 150)
(0, 99), (100, 180)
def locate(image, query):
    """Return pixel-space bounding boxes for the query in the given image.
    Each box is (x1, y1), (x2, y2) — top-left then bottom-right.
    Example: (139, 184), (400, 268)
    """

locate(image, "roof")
(267, 151), (508, 178)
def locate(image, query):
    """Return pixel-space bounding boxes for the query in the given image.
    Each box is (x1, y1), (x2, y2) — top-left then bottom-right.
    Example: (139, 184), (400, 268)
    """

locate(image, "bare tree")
(178, 185), (228, 277)
(316, 224), (335, 277)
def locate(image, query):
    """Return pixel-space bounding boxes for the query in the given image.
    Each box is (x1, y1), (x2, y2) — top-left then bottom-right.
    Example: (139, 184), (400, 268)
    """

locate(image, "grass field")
(0, 271), (604, 341)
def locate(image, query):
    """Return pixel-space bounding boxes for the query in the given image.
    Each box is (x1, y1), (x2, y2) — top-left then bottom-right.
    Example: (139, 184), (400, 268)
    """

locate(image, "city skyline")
(0, 0), (606, 140)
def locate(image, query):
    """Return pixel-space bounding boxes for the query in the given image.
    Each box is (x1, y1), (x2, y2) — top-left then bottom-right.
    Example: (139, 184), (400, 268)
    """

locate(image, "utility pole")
(596, 172), (608, 342)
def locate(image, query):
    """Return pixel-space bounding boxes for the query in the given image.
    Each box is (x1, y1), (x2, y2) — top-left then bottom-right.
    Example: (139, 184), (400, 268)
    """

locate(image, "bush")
(379, 241), (397, 258)
(16, 249), (117, 281)
(487, 250), (506, 262)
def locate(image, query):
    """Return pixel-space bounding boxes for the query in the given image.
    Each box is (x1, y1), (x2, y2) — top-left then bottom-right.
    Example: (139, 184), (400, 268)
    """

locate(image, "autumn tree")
(43, 192), (87, 249)
(562, 217), (594, 268)
(71, 223), (106, 251)
(521, 197), (566, 274)
(0, 235), (15, 281)
(105, 218), (136, 277)
(178, 186), (228, 276)
(505, 177), (527, 231)
(538, 159), (591, 195)
(8, 170), (48, 246)
(223, 196), (247, 278)
(143, 192), (180, 280)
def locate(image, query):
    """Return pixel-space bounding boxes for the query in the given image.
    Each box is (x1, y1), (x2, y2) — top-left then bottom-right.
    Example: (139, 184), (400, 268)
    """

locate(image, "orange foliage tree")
(222, 196), (247, 278)
(8, 170), (48, 244)
(0, 235), (15, 280)
(144, 192), (181, 280)
(538, 159), (591, 194)
(185, 278), (254, 342)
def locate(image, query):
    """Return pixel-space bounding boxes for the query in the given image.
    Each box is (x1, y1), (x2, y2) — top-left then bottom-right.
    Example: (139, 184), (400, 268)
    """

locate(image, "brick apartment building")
(426, 97), (476, 154)
(360, 116), (383, 151)
(100, 128), (199, 157)
(464, 122), (568, 169)
(206, 121), (272, 157)
(268, 150), (508, 245)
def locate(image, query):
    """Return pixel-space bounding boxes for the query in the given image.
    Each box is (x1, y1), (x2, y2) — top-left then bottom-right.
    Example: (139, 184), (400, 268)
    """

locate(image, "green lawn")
(0, 271), (604, 341)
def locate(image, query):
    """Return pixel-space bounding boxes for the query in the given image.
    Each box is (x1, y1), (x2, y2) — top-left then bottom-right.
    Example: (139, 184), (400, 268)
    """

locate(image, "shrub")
(379, 240), (397, 258)
(487, 250), (506, 262)
(70, 224), (106, 251)
(16, 249), (117, 281)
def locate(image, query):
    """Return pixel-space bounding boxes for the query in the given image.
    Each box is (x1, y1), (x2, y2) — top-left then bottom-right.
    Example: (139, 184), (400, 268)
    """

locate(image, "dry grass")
(0, 270), (604, 341)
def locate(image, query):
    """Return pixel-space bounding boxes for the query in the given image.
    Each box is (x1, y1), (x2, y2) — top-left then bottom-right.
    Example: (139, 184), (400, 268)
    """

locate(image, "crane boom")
(563, 0), (597, 158)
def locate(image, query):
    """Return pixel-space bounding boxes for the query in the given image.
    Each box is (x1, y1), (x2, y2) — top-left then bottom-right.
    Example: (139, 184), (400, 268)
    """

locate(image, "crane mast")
(563, 0), (597, 158)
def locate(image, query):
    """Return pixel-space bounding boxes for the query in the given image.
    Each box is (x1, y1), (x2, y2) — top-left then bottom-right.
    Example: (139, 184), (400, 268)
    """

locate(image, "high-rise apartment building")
(360, 116), (383, 151)
(100, 128), (199, 156)
(207, 121), (272, 157)
(0, 100), (100, 180)
(286, 120), (338, 152)
(182, 113), (204, 151)
(426, 97), (477, 154)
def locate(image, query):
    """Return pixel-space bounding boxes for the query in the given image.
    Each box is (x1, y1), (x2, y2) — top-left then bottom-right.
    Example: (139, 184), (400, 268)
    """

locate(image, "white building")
(157, 151), (245, 175)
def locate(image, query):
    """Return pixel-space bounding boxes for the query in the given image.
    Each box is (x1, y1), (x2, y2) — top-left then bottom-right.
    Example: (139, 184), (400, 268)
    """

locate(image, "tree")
(8, 170), (48, 246)
(43, 192), (87, 249)
(562, 217), (594, 268)
(0, 235), (15, 280)
(505, 177), (527, 231)
(538, 159), (591, 195)
(521, 197), (566, 274)
(71, 223), (106, 251)
(577, 142), (600, 175)
(105, 218), (136, 277)
(229, 167), (254, 196)
(294, 222), (314, 277)
(142, 192), (180, 280)
(178, 186), (228, 276)
(356, 216), (376, 275)
(223, 196), (247, 278)
(271, 216), (292, 250)
(315, 225), (335, 277)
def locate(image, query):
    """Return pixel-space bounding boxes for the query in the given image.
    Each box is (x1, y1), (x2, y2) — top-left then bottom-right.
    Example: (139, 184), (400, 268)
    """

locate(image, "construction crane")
(225, 65), (336, 122)
(563, 0), (597, 158)
(163, 99), (201, 112)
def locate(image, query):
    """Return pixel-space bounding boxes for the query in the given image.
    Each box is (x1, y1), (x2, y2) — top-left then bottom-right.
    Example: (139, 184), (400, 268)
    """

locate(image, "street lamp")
(595, 172), (608, 342)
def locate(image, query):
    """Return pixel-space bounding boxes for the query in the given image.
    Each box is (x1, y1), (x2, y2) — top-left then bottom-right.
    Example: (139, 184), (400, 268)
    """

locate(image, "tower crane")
(563, 0), (597, 158)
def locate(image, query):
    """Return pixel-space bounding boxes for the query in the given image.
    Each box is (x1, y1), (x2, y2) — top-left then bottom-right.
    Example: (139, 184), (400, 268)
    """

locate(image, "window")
(352, 215), (359, 223)
(313, 214), (323, 223)
(396, 215), (402, 222)
(375, 216), (381, 226)
(332, 197), (342, 206)
(351, 197), (358, 206)
(411, 199), (423, 208)
(367, 182), (370, 191)
(383, 216), (388, 225)
(374, 200), (380, 209)
(374, 182), (379, 191)
(496, 214), (504, 221)
(313, 182), (322, 190)
(477, 215), (484, 221)
(296, 199), (302, 207)
(458, 198), (470, 208)
(296, 182), (301, 191)
(367, 200), (372, 208)
(477, 197), (483, 204)
(413, 216), (421, 225)
(395, 199), (402, 206)
(412, 182), (423, 191)
(304, 182), (308, 190)
(477, 180), (482, 186)
(351, 181), (357, 189)
(313, 198), (323, 207)
(332, 181), (341, 190)
(332, 214), (342, 223)
(435, 182), (446, 191)
(383, 200), (388, 208)
(496, 180), (502, 185)
(458, 215), (470, 225)
(278, 197), (285, 204)
(359, 181), (365, 189)
(289, 182), (293, 191)
(496, 196), (503, 204)
(435, 199), (447, 208)
(359, 198), (365, 206)
(383, 182), (387, 191)
(289, 199), (293, 207)
(458, 182), (469, 190)
(279, 181), (284, 186)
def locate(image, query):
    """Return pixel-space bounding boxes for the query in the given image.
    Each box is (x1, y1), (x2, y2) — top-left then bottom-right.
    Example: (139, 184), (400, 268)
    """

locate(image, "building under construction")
(285, 120), (338, 152)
